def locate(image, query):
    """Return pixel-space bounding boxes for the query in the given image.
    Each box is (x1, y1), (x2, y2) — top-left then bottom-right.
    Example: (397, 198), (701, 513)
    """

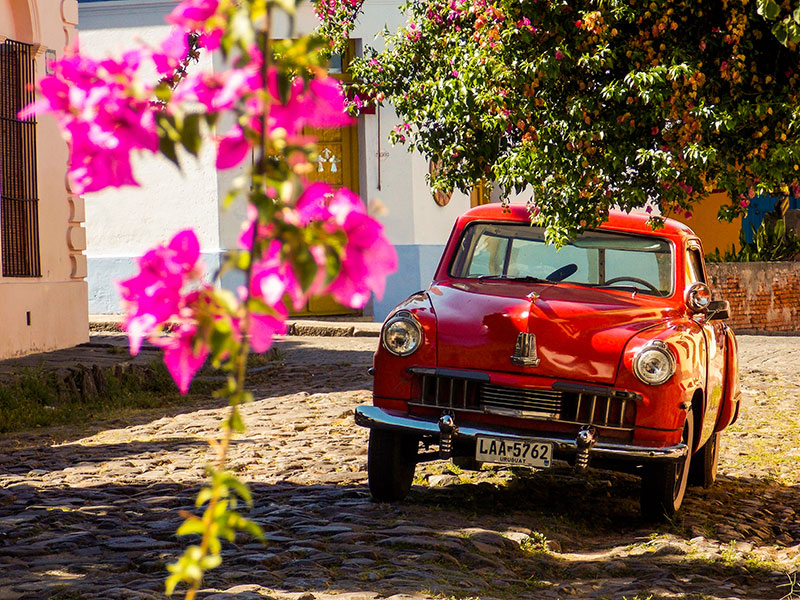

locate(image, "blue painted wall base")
(87, 244), (444, 322)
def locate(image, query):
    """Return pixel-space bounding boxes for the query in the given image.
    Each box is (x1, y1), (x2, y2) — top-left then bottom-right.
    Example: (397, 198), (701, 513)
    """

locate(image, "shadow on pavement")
(0, 467), (796, 600)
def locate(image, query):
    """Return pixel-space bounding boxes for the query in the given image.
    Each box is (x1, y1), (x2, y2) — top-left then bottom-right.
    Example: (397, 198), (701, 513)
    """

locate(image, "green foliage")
(0, 361), (210, 434)
(519, 531), (549, 553)
(342, 0), (800, 243)
(166, 467), (263, 596)
(756, 0), (800, 45)
(706, 219), (800, 262)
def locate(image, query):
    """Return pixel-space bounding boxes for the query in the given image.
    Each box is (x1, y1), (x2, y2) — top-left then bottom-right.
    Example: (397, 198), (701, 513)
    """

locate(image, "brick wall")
(706, 262), (800, 334)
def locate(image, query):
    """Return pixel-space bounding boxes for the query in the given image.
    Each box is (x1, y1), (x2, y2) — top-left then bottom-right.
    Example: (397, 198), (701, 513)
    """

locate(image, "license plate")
(475, 436), (552, 468)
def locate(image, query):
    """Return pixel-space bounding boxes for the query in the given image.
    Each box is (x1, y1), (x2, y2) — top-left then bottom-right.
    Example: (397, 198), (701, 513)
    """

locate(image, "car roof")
(458, 204), (697, 240)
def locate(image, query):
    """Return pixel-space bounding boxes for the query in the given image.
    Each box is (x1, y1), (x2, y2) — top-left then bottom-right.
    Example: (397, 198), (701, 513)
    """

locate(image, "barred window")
(0, 39), (40, 278)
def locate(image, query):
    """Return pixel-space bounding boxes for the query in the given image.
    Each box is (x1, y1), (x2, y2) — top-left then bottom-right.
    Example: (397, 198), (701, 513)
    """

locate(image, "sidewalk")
(0, 316), (381, 378)
(89, 314), (383, 338)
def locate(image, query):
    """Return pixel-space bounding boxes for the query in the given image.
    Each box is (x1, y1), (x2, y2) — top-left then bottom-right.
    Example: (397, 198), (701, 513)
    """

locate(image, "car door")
(686, 242), (726, 444)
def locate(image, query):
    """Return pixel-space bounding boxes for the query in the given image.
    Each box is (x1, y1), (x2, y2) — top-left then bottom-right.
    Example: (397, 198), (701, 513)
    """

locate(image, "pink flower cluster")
(20, 50), (158, 194)
(243, 183), (397, 314)
(167, 0), (225, 50)
(119, 183), (396, 393)
(20, 31), (195, 194)
(172, 57), (353, 169)
(117, 230), (210, 392)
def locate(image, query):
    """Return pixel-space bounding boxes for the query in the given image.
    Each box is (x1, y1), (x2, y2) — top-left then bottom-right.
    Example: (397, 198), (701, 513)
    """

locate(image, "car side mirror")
(707, 300), (730, 321)
(685, 282), (712, 313)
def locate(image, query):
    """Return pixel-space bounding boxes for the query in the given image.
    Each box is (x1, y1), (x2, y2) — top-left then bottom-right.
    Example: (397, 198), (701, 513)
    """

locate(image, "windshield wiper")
(477, 274), (553, 284)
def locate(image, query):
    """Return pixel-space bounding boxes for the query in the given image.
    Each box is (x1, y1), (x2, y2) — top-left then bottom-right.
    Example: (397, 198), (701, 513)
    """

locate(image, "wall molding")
(78, 0), (177, 29)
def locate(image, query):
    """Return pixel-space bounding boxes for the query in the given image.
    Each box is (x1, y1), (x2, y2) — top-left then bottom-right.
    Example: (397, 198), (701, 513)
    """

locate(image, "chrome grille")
(568, 393), (635, 429)
(416, 372), (481, 410)
(479, 384), (562, 418)
(408, 369), (637, 431)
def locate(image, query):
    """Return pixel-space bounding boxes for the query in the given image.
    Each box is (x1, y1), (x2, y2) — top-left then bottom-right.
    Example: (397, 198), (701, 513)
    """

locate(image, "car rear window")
(449, 222), (674, 296)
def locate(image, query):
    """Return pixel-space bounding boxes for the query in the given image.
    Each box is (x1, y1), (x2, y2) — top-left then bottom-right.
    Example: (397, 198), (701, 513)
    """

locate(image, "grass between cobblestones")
(0, 360), (211, 434)
(0, 351), (279, 434)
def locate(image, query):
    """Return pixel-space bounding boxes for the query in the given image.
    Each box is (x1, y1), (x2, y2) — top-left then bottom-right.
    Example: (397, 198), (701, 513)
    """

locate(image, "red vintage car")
(355, 204), (741, 519)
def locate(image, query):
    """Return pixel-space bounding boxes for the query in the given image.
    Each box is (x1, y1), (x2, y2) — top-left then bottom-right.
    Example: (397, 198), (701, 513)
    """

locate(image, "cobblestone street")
(0, 335), (799, 600)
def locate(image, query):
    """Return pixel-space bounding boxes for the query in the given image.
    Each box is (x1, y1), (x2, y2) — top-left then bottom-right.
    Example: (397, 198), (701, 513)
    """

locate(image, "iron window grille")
(0, 39), (40, 278)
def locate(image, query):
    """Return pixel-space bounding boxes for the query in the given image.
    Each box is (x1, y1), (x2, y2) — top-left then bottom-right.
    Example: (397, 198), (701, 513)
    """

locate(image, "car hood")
(429, 281), (677, 385)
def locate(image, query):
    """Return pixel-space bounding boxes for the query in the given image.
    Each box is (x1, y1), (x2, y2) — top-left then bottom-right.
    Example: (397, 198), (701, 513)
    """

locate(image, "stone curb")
(88, 316), (382, 338)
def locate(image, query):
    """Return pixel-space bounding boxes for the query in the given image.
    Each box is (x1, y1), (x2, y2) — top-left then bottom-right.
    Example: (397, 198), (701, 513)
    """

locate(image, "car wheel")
(640, 410), (694, 521)
(689, 431), (720, 488)
(367, 429), (418, 502)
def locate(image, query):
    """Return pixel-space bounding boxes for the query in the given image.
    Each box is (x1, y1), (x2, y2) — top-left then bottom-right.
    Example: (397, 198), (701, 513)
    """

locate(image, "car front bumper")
(354, 405), (688, 464)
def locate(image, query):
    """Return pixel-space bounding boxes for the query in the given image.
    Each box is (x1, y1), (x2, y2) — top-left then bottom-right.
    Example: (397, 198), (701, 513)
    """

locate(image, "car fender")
(615, 319), (705, 444)
(714, 327), (741, 432)
(372, 291), (438, 408)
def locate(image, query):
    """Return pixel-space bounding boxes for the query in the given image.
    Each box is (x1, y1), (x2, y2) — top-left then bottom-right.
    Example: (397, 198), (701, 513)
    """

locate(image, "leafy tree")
(323, 0), (800, 242)
(756, 0), (800, 44)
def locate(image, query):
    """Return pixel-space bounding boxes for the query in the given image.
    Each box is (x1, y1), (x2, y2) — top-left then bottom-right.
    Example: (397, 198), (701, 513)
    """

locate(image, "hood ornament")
(511, 332), (540, 367)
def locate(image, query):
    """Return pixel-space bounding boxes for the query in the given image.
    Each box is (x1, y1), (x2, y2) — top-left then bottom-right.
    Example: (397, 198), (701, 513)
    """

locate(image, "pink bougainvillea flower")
(323, 188), (397, 308)
(19, 48), (159, 194)
(166, 0), (220, 27)
(166, 0), (224, 50)
(249, 307), (288, 353)
(151, 321), (210, 393)
(116, 229), (204, 355)
(174, 66), (260, 113)
(152, 29), (189, 77)
(295, 181), (335, 224)
(267, 70), (353, 136)
(216, 125), (250, 169)
(249, 242), (311, 310)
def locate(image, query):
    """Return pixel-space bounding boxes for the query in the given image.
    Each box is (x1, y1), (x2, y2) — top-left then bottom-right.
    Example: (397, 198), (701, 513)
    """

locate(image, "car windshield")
(449, 222), (674, 296)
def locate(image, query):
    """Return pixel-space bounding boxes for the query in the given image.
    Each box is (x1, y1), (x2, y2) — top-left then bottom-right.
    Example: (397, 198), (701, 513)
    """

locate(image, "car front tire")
(367, 429), (418, 502)
(640, 410), (694, 521)
(689, 431), (720, 488)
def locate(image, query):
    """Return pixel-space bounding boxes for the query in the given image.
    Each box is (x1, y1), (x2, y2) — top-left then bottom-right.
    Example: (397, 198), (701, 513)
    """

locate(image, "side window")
(686, 248), (705, 285)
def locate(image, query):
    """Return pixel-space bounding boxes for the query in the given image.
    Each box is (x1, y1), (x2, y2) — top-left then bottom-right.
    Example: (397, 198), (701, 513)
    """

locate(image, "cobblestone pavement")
(1, 335), (799, 600)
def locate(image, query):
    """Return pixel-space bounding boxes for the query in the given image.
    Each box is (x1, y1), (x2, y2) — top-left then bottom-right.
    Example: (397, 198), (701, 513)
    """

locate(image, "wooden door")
(294, 122), (362, 316)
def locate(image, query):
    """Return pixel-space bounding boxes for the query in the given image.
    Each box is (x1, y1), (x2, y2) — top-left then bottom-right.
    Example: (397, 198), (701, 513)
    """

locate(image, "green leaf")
(200, 553), (223, 570)
(196, 487), (213, 507)
(177, 519), (206, 536)
(158, 135), (181, 169)
(222, 474), (253, 505)
(228, 408), (246, 433)
(763, 0), (781, 20)
(180, 113), (204, 157)
(772, 22), (789, 45)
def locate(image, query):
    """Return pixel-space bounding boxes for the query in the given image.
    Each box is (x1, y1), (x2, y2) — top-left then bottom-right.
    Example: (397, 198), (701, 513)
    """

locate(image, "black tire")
(640, 410), (694, 521)
(367, 429), (418, 502)
(689, 431), (720, 488)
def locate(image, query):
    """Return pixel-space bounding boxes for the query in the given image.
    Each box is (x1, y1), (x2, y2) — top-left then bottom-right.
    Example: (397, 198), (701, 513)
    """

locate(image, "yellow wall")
(0, 0), (88, 359)
(671, 191), (742, 256)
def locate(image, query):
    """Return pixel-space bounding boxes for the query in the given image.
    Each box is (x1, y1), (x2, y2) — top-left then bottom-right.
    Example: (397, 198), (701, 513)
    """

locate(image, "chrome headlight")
(381, 311), (423, 357)
(633, 340), (676, 385)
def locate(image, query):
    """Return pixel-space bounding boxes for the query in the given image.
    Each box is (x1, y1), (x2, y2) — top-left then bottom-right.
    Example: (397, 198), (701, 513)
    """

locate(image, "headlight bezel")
(632, 340), (676, 386)
(381, 310), (424, 357)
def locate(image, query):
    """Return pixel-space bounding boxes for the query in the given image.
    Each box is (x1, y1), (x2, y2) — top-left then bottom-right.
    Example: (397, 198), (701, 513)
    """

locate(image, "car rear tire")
(640, 410), (694, 521)
(367, 429), (418, 502)
(689, 431), (720, 488)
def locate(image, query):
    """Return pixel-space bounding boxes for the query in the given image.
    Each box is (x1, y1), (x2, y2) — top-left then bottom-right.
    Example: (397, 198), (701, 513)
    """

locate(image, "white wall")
(79, 4), (222, 312)
(80, 0), (473, 318)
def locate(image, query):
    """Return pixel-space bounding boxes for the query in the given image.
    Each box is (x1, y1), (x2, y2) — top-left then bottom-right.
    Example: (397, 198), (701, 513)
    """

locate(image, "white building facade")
(0, 0), (89, 359)
(78, 0), (477, 321)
